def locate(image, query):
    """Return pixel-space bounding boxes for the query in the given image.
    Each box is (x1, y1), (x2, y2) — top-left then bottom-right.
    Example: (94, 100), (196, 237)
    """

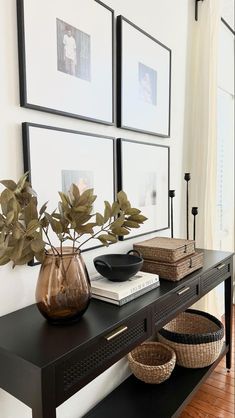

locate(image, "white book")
(92, 281), (160, 306)
(91, 271), (159, 301)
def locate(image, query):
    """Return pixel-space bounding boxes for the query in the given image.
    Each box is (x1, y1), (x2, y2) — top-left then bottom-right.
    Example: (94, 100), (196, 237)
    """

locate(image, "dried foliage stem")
(43, 227), (59, 256)
(0, 173), (147, 266)
(76, 220), (114, 251)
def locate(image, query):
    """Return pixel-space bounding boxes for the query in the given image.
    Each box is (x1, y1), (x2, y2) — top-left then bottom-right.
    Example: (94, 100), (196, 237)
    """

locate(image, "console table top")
(0, 249), (232, 369)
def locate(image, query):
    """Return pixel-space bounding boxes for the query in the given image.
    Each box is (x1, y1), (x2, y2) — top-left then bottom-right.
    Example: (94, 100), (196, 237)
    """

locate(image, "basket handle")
(94, 259), (112, 271)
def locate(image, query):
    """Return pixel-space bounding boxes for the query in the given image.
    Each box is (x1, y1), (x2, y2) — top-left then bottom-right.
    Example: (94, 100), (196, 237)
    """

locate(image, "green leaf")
(40, 216), (49, 228)
(97, 235), (109, 247)
(39, 201), (48, 216)
(31, 238), (45, 253)
(127, 214), (148, 223)
(0, 231), (7, 246)
(14, 251), (34, 266)
(110, 215), (125, 230)
(112, 227), (129, 236)
(24, 197), (38, 226)
(74, 213), (92, 225)
(0, 189), (15, 215)
(0, 180), (17, 191)
(58, 192), (70, 206)
(73, 205), (90, 213)
(117, 191), (128, 204)
(11, 238), (25, 261)
(104, 201), (111, 223)
(125, 208), (141, 216)
(24, 184), (37, 196)
(8, 198), (19, 215)
(45, 213), (63, 234)
(5, 210), (14, 226)
(34, 250), (45, 263)
(101, 233), (117, 243)
(78, 189), (94, 206)
(0, 255), (10, 265)
(96, 213), (104, 226)
(51, 213), (61, 220)
(15, 172), (29, 194)
(76, 222), (96, 235)
(123, 220), (140, 229)
(111, 201), (120, 217)
(12, 222), (25, 240)
(70, 183), (80, 202)
(26, 219), (40, 236)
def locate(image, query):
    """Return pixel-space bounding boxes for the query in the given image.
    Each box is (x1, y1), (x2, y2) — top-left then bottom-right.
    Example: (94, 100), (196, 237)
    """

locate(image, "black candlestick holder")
(169, 190), (175, 238)
(184, 173), (191, 240)
(191, 207), (198, 241)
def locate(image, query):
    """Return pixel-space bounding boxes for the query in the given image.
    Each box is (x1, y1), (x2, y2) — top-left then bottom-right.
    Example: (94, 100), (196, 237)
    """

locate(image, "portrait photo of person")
(138, 62), (157, 106)
(63, 26), (77, 76)
(57, 18), (91, 81)
(61, 169), (94, 194)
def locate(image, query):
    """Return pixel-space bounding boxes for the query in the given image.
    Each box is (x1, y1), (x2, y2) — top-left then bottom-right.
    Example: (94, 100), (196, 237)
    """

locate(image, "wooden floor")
(180, 308), (235, 418)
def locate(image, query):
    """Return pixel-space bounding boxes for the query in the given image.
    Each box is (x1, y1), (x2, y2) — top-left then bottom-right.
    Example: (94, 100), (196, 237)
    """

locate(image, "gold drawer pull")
(217, 263), (225, 270)
(177, 287), (190, 296)
(105, 325), (128, 341)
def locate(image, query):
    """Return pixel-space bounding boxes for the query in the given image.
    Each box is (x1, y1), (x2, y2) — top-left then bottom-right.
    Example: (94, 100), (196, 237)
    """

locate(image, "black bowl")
(93, 250), (143, 282)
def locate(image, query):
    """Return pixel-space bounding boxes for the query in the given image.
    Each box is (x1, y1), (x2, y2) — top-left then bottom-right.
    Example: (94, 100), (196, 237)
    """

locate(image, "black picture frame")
(17, 0), (115, 125)
(117, 138), (170, 240)
(117, 15), (171, 137)
(22, 122), (116, 265)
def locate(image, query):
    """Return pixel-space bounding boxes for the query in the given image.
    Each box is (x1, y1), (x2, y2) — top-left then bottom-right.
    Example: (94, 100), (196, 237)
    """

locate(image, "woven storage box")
(128, 342), (176, 384)
(134, 237), (195, 263)
(142, 251), (203, 281)
(158, 309), (224, 368)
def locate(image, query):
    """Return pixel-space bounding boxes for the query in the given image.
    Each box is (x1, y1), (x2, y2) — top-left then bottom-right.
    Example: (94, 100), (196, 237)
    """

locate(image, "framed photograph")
(17, 0), (114, 124)
(117, 138), (170, 239)
(117, 16), (171, 137)
(22, 123), (115, 262)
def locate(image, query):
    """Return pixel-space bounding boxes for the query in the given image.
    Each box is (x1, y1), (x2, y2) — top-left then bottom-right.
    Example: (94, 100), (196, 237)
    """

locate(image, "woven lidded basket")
(158, 309), (224, 368)
(128, 342), (176, 384)
(134, 237), (195, 263)
(142, 251), (203, 281)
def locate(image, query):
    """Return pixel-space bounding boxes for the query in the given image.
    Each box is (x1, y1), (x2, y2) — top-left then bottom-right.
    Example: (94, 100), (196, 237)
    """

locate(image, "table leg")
(224, 275), (233, 369)
(32, 406), (56, 418)
(32, 368), (56, 418)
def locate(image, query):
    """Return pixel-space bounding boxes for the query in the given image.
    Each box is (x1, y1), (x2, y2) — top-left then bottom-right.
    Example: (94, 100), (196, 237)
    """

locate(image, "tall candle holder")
(169, 190), (175, 238)
(191, 207), (198, 241)
(184, 173), (191, 240)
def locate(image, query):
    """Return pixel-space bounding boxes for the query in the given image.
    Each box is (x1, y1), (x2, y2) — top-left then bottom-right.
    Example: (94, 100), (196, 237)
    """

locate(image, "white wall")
(0, 0), (190, 416)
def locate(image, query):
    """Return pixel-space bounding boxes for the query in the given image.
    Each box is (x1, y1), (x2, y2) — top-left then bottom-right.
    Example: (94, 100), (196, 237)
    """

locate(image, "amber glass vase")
(35, 248), (91, 324)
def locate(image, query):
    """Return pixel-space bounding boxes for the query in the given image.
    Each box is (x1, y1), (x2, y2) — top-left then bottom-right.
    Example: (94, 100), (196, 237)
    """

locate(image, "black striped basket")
(158, 309), (224, 368)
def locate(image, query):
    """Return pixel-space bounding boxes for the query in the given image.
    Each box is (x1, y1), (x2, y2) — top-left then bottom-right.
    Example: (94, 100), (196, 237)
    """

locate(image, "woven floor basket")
(128, 342), (176, 384)
(158, 309), (224, 368)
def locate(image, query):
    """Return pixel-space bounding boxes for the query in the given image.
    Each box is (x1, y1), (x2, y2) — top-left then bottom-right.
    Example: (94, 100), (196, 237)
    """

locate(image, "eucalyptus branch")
(76, 220), (113, 251)
(72, 230), (76, 252)
(0, 176), (147, 267)
(42, 227), (60, 256)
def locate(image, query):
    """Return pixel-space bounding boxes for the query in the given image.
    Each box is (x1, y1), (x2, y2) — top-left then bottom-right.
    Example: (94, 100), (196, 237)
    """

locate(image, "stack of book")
(91, 271), (160, 306)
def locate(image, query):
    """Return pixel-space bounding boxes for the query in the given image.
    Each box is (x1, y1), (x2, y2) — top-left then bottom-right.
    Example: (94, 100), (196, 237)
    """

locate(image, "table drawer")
(201, 260), (230, 294)
(154, 279), (200, 329)
(55, 309), (150, 404)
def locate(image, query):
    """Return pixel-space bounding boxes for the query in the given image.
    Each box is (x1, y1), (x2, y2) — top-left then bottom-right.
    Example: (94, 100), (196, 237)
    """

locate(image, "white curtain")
(185, 0), (222, 317)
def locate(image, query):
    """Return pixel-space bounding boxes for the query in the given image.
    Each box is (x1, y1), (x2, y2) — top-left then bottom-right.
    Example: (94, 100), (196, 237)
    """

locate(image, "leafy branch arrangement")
(0, 173), (147, 266)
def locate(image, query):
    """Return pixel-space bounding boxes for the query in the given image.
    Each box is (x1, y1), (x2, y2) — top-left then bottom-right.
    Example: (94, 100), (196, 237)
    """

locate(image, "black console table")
(0, 249), (233, 418)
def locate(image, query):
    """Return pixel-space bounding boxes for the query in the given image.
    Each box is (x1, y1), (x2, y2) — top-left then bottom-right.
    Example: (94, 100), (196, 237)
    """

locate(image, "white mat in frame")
(22, 123), (116, 258)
